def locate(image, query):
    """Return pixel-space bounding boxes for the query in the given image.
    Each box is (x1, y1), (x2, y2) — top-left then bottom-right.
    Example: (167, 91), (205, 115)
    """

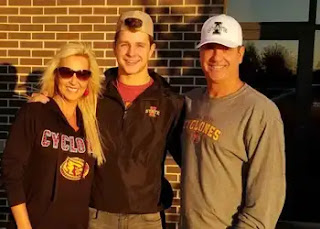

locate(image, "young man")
(88, 11), (184, 229)
(180, 14), (286, 229)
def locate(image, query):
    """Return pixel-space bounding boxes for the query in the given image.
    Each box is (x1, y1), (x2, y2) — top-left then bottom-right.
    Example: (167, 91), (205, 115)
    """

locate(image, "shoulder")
(241, 85), (282, 122)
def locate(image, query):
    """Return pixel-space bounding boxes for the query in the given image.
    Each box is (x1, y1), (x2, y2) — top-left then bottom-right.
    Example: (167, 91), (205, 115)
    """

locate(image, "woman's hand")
(28, 91), (50, 104)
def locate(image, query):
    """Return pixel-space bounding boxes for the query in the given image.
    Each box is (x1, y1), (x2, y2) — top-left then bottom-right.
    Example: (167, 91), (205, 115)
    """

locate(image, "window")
(227, 0), (310, 22)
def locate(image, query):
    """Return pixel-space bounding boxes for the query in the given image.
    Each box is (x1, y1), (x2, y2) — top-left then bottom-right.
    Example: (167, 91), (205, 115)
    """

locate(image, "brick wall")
(0, 0), (224, 228)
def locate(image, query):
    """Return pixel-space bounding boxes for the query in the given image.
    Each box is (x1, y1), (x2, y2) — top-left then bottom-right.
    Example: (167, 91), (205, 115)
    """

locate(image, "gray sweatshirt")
(180, 84), (286, 229)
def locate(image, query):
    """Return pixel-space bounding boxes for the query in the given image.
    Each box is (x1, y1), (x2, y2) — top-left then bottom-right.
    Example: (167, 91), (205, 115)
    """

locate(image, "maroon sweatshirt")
(2, 99), (95, 229)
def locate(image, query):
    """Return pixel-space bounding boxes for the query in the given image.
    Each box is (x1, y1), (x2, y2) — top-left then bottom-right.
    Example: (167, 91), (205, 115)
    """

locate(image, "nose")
(69, 73), (78, 84)
(210, 48), (224, 61)
(126, 45), (135, 57)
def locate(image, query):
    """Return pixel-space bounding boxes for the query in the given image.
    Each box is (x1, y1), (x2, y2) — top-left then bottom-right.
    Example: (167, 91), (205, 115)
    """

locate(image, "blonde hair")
(40, 42), (105, 165)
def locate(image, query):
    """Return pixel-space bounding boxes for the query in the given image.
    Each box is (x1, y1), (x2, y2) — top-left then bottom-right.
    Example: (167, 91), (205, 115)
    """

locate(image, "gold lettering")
(198, 121), (205, 132)
(189, 120), (196, 130)
(207, 126), (216, 138)
(203, 123), (211, 134)
(213, 129), (221, 141)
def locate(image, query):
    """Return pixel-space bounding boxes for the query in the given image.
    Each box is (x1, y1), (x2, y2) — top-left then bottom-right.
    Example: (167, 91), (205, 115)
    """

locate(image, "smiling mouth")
(208, 65), (225, 70)
(66, 86), (79, 92)
(125, 59), (139, 65)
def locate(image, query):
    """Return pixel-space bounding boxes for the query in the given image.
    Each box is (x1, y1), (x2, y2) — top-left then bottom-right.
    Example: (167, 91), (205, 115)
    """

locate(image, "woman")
(2, 42), (105, 229)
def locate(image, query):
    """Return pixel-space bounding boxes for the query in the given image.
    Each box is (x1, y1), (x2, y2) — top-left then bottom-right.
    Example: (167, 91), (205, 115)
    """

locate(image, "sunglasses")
(55, 67), (92, 81)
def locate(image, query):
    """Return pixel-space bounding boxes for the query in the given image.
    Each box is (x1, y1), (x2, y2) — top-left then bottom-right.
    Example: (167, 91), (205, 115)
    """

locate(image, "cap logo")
(207, 22), (227, 35)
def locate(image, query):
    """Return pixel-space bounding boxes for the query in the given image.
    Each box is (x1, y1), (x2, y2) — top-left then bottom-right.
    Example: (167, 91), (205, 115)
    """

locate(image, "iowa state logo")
(145, 106), (160, 118)
(60, 157), (89, 181)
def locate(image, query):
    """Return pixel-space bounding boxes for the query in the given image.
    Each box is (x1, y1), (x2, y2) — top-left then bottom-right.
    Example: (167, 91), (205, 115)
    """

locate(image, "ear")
(149, 43), (156, 58)
(238, 46), (245, 64)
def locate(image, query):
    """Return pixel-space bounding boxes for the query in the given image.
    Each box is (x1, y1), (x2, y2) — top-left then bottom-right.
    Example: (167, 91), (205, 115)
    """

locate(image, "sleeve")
(165, 97), (185, 167)
(235, 112), (286, 229)
(2, 104), (37, 207)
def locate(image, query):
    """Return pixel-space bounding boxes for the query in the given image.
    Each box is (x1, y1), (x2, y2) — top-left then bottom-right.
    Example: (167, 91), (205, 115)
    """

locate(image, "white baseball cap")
(197, 14), (242, 49)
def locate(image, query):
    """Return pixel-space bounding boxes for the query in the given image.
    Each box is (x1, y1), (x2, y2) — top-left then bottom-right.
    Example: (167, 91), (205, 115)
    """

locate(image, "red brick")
(70, 25), (92, 31)
(0, 50), (7, 56)
(166, 214), (179, 222)
(105, 16), (118, 23)
(0, 24), (18, 31)
(165, 174), (178, 182)
(69, 7), (92, 14)
(154, 24), (168, 32)
(32, 50), (55, 57)
(94, 24), (116, 32)
(0, 32), (7, 39)
(18, 67), (32, 73)
(107, 0), (130, 5)
(20, 58), (42, 65)
(8, 50), (30, 57)
(185, 0), (210, 4)
(133, 0), (156, 5)
(184, 15), (209, 23)
(0, 16), (6, 22)
(33, 0), (56, 6)
(171, 6), (196, 14)
(0, 7), (17, 14)
(44, 7), (67, 14)
(93, 42), (113, 49)
(159, 0), (182, 5)
(44, 41), (65, 49)
(33, 16), (55, 23)
(158, 16), (182, 23)
(20, 7), (43, 14)
(56, 32), (79, 40)
(94, 50), (104, 58)
(0, 41), (18, 48)
(57, 0), (80, 5)
(158, 33), (182, 41)
(105, 50), (114, 57)
(57, 16), (79, 23)
(81, 33), (104, 40)
(45, 25), (67, 31)
(0, 0), (7, 5)
(20, 25), (43, 31)
(149, 59), (168, 67)
(170, 24), (195, 32)
(81, 16), (104, 23)
(119, 7), (143, 13)
(8, 32), (31, 39)
(145, 7), (169, 14)
(93, 7), (117, 15)
(32, 33), (55, 40)
(166, 166), (181, 173)
(0, 57), (18, 64)
(20, 41), (43, 48)
(9, 16), (31, 23)
(198, 6), (223, 14)
(96, 59), (116, 67)
(105, 32), (115, 40)
(170, 59), (194, 67)
(9, 0), (31, 5)
(156, 68), (181, 76)
(82, 0), (104, 5)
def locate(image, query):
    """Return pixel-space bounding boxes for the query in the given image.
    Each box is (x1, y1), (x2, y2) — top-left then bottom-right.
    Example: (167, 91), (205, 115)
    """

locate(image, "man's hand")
(28, 91), (50, 104)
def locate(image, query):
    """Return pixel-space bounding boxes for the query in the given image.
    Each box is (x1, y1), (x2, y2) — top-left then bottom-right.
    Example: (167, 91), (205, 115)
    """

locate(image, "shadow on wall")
(0, 63), (43, 228)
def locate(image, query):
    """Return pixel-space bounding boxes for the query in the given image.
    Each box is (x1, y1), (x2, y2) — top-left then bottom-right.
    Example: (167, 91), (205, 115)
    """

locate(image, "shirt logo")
(145, 106), (160, 118)
(60, 157), (89, 181)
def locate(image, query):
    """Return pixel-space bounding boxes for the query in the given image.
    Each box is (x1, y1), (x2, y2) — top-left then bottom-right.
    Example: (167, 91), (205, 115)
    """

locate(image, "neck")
(53, 95), (78, 119)
(207, 77), (244, 98)
(118, 68), (151, 86)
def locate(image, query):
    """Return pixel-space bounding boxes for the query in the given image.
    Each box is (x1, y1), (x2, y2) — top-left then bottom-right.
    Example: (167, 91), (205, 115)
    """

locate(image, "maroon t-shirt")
(116, 79), (154, 108)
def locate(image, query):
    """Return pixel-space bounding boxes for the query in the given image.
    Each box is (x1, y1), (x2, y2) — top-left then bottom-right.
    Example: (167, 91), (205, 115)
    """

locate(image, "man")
(88, 11), (184, 229)
(180, 14), (286, 229)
